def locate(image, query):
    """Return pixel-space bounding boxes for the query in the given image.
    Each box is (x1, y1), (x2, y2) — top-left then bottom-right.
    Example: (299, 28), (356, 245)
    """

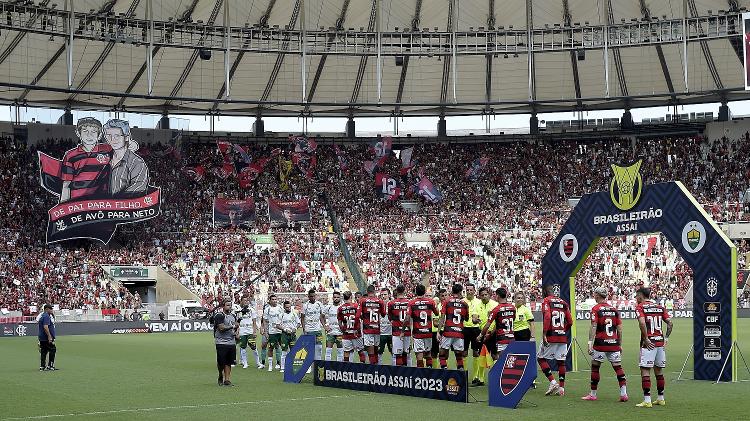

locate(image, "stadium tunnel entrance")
(541, 163), (737, 382)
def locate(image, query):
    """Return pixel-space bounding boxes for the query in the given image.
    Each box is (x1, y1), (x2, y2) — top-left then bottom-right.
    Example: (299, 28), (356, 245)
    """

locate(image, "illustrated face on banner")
(76, 119), (102, 151)
(38, 117), (161, 244)
(104, 126), (128, 151)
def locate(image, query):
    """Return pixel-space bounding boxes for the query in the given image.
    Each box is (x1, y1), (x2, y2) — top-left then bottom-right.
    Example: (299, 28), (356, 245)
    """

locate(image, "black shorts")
(483, 332), (497, 352)
(215, 344), (236, 367)
(463, 327), (482, 352)
(430, 332), (439, 357)
(514, 329), (531, 342)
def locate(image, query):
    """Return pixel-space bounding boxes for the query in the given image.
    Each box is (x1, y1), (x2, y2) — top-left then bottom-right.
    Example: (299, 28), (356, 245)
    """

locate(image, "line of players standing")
(234, 282), (673, 408)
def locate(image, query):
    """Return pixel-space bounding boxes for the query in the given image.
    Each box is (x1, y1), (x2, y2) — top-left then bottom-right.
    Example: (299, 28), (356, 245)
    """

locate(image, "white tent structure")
(0, 0), (747, 118)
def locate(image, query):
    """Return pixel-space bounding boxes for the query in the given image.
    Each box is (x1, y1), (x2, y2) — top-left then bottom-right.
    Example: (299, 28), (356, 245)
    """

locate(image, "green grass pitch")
(1, 319), (748, 421)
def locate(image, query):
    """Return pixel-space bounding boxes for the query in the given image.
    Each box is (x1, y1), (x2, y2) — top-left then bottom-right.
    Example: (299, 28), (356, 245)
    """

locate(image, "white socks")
(620, 386), (627, 396)
(253, 349), (260, 366)
(281, 351), (288, 368)
(325, 347), (333, 361)
(337, 349), (344, 362)
(240, 348), (247, 365)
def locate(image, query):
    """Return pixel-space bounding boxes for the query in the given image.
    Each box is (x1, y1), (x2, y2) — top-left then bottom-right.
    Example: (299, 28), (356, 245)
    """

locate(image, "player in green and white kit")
(301, 289), (326, 360)
(262, 295), (284, 372)
(279, 301), (301, 373)
(236, 297), (262, 369)
(324, 291), (344, 361)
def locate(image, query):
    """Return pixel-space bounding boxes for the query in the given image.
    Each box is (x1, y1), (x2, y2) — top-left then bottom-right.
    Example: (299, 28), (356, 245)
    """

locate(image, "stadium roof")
(0, 0), (748, 117)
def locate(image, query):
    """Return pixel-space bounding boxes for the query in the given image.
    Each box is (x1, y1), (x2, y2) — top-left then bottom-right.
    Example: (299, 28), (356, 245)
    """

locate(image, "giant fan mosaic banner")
(38, 118), (161, 244)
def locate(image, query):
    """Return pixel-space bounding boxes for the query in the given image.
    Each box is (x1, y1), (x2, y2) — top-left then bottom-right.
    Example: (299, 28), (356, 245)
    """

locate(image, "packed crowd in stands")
(1, 131), (750, 316)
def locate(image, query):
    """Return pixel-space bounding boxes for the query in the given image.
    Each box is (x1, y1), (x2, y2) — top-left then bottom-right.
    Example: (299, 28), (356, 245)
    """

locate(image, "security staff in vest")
(38, 304), (57, 371)
(214, 300), (239, 386)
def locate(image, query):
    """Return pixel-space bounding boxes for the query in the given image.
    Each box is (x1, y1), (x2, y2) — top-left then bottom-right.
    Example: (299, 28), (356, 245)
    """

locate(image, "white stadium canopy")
(0, 0), (748, 117)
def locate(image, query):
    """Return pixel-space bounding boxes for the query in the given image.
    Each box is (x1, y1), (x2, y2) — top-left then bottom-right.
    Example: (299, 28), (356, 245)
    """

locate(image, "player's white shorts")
(392, 335), (411, 354)
(592, 350), (622, 364)
(343, 337), (364, 352)
(639, 346), (666, 368)
(439, 336), (464, 352)
(363, 333), (380, 347)
(538, 342), (568, 360)
(413, 338), (432, 353)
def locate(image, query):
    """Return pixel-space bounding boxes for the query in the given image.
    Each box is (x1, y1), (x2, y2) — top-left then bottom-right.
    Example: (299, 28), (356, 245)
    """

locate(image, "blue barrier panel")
(283, 334), (316, 384)
(488, 341), (537, 409)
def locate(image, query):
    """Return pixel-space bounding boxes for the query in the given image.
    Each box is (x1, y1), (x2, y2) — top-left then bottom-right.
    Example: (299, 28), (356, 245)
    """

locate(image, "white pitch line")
(1, 394), (361, 420)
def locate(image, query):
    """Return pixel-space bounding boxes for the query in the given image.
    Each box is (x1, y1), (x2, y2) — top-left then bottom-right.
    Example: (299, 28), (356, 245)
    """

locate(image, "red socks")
(656, 374), (665, 395)
(591, 365), (600, 390)
(538, 359), (555, 382)
(614, 365), (627, 387)
(557, 360), (566, 388)
(537, 358), (555, 381)
(642, 375), (651, 396)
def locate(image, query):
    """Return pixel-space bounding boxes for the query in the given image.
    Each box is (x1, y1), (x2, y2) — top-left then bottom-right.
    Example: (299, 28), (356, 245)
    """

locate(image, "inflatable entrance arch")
(542, 162), (738, 382)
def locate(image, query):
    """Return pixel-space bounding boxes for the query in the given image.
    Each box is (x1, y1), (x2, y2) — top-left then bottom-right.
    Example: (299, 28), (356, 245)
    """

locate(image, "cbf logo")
(610, 160), (643, 211)
(15, 325), (27, 336)
(706, 277), (718, 298)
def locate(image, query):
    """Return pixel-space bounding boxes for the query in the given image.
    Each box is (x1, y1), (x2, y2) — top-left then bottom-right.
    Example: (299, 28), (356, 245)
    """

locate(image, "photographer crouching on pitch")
(212, 300), (239, 386)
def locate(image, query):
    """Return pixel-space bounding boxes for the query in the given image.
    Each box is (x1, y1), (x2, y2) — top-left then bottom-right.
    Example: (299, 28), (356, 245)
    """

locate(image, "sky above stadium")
(3, 100), (750, 136)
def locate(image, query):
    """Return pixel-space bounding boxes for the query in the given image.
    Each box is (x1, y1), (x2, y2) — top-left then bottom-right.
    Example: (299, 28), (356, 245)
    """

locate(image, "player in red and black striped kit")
(388, 285), (411, 366)
(60, 117), (113, 202)
(409, 284), (438, 368)
(359, 285), (386, 364)
(337, 291), (366, 363)
(635, 287), (672, 408)
(438, 284), (469, 370)
(538, 284), (573, 396)
(479, 287), (515, 359)
(581, 287), (628, 402)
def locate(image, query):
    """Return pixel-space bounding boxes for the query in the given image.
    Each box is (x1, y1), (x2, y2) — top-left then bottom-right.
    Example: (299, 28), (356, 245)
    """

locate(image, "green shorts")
(280, 332), (296, 350)
(239, 334), (256, 348)
(307, 330), (323, 343)
(268, 333), (282, 348)
(326, 334), (343, 347)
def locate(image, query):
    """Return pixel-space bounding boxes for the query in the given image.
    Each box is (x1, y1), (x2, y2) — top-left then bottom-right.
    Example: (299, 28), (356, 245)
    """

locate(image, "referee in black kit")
(213, 300), (238, 386)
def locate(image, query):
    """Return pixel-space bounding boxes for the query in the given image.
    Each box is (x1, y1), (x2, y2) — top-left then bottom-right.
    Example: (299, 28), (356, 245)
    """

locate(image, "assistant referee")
(513, 291), (535, 341)
(213, 300), (238, 386)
